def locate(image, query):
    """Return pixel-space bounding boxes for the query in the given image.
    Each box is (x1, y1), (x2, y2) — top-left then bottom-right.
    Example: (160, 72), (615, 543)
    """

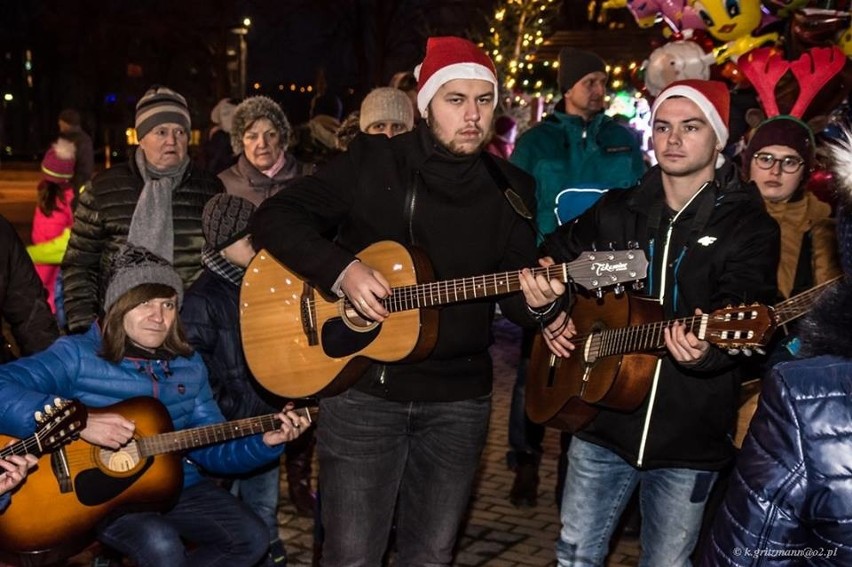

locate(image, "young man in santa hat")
(537, 80), (780, 565)
(251, 36), (564, 565)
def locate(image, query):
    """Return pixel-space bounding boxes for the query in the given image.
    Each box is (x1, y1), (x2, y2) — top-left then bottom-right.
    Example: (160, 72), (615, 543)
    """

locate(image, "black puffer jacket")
(545, 161), (780, 470)
(181, 269), (283, 420)
(0, 215), (59, 362)
(61, 159), (223, 332)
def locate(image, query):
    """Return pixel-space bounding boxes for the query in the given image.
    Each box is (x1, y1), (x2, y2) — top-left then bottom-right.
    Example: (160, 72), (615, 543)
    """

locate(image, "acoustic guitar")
(0, 396), (315, 560)
(240, 240), (648, 398)
(525, 293), (776, 431)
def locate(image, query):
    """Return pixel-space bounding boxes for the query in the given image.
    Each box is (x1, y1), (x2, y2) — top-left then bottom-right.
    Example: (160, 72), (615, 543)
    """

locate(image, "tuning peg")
(632, 280), (644, 291)
(44, 404), (55, 415)
(727, 348), (740, 355)
(34, 411), (44, 423)
(754, 347), (766, 356)
(595, 288), (605, 299)
(742, 348), (753, 357)
(614, 284), (625, 295)
(53, 397), (64, 408)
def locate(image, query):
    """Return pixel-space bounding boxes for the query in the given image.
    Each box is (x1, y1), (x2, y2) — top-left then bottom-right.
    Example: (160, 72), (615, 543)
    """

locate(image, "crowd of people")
(0, 33), (851, 567)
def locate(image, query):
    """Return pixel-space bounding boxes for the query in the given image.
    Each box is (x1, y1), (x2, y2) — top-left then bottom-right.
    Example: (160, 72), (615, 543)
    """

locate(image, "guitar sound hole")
(322, 318), (381, 358)
(98, 440), (142, 473)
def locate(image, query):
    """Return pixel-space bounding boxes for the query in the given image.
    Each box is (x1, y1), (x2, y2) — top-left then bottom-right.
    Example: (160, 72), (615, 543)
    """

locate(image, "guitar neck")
(773, 276), (841, 327)
(136, 408), (314, 458)
(378, 255), (636, 313)
(584, 314), (702, 358)
(0, 437), (42, 459)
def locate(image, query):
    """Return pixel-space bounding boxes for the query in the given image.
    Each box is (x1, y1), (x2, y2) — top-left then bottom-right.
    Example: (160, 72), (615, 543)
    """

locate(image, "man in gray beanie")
(62, 84), (224, 334)
(506, 47), (646, 509)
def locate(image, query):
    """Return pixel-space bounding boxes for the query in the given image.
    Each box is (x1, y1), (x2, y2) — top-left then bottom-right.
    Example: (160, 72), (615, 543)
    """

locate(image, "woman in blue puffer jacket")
(0, 244), (310, 566)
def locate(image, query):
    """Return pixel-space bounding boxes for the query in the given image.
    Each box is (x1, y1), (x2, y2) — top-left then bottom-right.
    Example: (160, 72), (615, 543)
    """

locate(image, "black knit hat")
(104, 244), (183, 313)
(202, 194), (256, 252)
(135, 85), (191, 140)
(230, 96), (292, 154)
(558, 48), (607, 93)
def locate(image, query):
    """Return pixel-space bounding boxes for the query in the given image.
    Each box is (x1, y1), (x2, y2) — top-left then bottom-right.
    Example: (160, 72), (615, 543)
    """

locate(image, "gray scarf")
(127, 147), (190, 262)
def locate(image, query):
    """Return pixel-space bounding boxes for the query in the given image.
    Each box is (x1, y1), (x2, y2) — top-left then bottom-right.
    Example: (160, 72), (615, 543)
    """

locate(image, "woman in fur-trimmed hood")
(702, 128), (852, 566)
(218, 96), (312, 206)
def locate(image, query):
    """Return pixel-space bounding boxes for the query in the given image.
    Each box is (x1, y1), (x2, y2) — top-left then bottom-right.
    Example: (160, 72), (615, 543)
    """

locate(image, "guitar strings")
(315, 257), (634, 312)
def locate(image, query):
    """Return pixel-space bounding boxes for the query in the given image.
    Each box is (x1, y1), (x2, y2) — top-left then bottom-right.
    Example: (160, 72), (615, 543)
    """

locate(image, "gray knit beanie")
(135, 85), (191, 139)
(104, 244), (184, 313)
(202, 194), (256, 252)
(558, 48), (607, 93)
(230, 96), (292, 154)
(359, 87), (414, 133)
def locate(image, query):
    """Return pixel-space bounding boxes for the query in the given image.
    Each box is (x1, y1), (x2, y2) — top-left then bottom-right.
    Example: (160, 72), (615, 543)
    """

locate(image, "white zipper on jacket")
(636, 181), (711, 467)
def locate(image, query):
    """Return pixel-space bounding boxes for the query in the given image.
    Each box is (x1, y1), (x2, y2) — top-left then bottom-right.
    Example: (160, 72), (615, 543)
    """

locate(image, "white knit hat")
(359, 88), (414, 132)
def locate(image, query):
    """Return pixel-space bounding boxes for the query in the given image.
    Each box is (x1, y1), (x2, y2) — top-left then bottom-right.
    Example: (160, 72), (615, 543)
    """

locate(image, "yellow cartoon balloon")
(693, 0), (779, 63)
(693, 0), (762, 42)
(841, 25), (852, 58)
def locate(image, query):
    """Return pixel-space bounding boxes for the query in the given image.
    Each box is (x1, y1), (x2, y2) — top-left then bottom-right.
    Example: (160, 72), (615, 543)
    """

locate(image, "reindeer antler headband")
(737, 46), (848, 119)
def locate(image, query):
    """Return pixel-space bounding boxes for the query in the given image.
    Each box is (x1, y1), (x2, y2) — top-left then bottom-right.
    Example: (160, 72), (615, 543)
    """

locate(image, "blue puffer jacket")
(702, 281), (852, 565)
(0, 325), (283, 489)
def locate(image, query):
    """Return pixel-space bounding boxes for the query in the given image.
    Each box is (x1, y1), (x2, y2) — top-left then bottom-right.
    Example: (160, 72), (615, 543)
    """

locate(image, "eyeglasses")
(752, 152), (805, 174)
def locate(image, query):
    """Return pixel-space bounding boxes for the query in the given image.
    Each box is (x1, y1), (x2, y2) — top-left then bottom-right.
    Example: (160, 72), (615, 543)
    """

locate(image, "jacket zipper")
(636, 183), (708, 466)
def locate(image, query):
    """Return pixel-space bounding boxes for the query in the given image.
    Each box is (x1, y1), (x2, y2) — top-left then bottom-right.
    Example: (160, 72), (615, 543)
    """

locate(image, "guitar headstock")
(567, 250), (649, 292)
(32, 398), (88, 454)
(703, 304), (777, 348)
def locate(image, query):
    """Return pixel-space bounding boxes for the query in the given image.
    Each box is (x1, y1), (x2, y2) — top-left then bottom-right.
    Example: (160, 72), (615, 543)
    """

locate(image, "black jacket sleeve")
(0, 216), (59, 360)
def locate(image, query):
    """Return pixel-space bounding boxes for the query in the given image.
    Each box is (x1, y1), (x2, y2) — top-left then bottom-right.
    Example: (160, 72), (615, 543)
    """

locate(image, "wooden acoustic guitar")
(240, 240), (648, 398)
(525, 293), (776, 432)
(0, 396), (315, 561)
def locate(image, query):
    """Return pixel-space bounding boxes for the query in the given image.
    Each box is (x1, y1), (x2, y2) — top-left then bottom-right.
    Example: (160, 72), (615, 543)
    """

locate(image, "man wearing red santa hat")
(251, 36), (565, 565)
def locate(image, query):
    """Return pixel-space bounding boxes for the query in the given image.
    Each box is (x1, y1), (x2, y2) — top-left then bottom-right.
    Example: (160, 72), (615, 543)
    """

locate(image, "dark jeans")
(318, 388), (491, 567)
(97, 479), (268, 567)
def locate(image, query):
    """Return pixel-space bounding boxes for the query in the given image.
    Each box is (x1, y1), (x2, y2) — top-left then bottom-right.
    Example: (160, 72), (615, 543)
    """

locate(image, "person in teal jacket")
(512, 48), (646, 237)
(507, 47), (646, 508)
(0, 244), (310, 566)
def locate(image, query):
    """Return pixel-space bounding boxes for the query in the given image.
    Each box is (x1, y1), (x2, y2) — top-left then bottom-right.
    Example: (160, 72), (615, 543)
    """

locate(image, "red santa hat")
(414, 36), (498, 117)
(651, 79), (730, 168)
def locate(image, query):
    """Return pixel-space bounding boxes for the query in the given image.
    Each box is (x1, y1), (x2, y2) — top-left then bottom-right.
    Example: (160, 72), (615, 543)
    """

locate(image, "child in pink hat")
(28, 137), (76, 315)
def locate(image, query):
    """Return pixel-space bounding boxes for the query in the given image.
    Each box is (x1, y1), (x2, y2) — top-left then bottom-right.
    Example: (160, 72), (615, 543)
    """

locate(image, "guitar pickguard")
(74, 458), (154, 507)
(322, 318), (382, 358)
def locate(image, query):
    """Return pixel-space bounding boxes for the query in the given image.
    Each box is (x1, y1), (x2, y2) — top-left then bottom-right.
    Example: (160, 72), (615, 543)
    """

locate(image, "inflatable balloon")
(762, 1), (809, 19)
(692, 0), (780, 63)
(624, 0), (705, 32)
(644, 40), (714, 95)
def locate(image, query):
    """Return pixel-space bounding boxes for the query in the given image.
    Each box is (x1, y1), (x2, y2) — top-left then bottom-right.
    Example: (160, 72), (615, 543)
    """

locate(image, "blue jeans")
(558, 437), (717, 567)
(318, 388), (491, 567)
(97, 479), (268, 567)
(231, 458), (282, 542)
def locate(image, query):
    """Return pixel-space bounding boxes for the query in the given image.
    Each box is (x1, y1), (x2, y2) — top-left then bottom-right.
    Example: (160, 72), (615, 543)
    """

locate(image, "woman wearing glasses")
(743, 115), (841, 301)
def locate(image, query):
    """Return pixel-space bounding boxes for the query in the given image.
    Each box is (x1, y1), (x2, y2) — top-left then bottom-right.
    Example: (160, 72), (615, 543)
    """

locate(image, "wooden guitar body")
(0, 398), (181, 559)
(240, 242), (437, 398)
(526, 293), (662, 430)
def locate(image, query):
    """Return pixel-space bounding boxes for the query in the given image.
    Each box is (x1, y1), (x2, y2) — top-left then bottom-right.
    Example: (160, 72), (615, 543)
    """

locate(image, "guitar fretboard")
(573, 315), (704, 358)
(345, 254), (643, 314)
(773, 276), (841, 326)
(136, 408), (315, 457)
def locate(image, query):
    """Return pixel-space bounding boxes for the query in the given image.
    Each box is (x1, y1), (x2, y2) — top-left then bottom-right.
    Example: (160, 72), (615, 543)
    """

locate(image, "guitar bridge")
(300, 282), (319, 346)
(51, 448), (73, 494)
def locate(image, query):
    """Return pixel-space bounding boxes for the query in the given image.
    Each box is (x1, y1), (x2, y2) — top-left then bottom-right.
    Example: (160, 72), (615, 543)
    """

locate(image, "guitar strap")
(481, 152), (536, 225)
